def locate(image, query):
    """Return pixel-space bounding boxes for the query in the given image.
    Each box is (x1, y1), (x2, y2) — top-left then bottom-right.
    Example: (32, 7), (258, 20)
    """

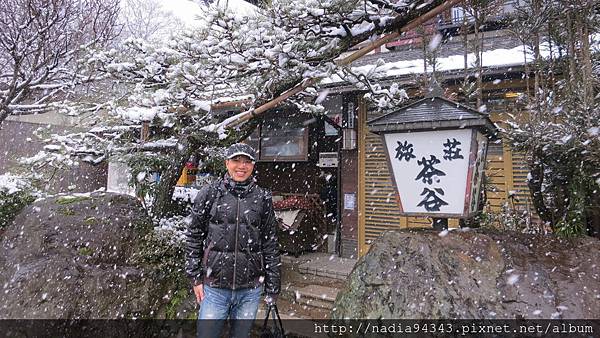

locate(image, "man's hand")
(193, 284), (204, 304)
(264, 294), (278, 306)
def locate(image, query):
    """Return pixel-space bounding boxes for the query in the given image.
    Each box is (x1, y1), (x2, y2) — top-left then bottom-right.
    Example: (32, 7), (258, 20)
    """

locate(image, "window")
(245, 116), (309, 161)
(451, 7), (474, 24)
(500, 0), (524, 16)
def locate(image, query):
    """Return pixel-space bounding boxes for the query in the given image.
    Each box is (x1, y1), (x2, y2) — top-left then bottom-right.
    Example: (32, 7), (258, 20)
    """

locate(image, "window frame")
(246, 118), (310, 162)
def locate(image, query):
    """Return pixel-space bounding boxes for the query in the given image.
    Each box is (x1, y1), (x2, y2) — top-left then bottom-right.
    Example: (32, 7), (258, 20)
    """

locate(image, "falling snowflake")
(507, 274), (520, 285)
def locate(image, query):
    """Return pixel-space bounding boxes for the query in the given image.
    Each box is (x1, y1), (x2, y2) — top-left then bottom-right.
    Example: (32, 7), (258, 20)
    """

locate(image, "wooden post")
(357, 97), (367, 256)
(140, 121), (150, 143)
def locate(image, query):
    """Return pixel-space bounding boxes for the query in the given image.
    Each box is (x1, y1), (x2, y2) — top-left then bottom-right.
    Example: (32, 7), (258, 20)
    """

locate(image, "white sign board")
(383, 129), (475, 216)
(344, 193), (356, 210)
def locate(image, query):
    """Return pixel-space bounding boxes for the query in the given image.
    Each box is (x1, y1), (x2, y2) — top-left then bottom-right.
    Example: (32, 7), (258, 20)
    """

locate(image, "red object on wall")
(273, 196), (312, 210)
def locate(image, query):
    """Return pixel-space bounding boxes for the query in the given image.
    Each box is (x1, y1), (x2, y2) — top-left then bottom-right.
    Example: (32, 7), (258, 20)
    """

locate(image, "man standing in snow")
(186, 143), (280, 338)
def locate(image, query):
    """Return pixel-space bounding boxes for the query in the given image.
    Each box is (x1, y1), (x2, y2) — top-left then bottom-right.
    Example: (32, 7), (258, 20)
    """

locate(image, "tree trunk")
(578, 11), (593, 107)
(532, 0), (542, 111)
(587, 192), (600, 238)
(151, 140), (196, 219)
(545, 16), (556, 100)
(521, 38), (531, 105)
(527, 150), (551, 223)
(533, 31), (541, 110)
(151, 130), (221, 219)
(475, 15), (483, 109)
(565, 10), (577, 96)
(461, 14), (469, 104)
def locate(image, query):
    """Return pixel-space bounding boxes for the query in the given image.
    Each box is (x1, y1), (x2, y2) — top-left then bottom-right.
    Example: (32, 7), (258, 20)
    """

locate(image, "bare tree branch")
(0, 0), (120, 126)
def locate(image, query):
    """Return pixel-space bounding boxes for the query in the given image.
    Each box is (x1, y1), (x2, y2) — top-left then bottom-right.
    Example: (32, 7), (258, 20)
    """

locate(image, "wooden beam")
(225, 0), (464, 129)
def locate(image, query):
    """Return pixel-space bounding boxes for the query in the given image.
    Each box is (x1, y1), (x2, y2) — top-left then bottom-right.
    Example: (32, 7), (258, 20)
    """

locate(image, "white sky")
(158, 0), (257, 26)
(159, 0), (203, 25)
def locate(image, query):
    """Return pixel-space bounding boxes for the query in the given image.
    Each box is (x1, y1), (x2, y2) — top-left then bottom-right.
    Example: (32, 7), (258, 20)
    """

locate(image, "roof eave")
(369, 118), (496, 134)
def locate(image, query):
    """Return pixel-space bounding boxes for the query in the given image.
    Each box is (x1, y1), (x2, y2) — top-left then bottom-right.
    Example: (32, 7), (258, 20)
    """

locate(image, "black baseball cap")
(225, 143), (256, 161)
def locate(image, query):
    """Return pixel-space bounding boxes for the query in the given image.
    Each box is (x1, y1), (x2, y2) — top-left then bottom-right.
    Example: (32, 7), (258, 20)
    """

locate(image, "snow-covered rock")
(0, 193), (195, 324)
(333, 229), (600, 319)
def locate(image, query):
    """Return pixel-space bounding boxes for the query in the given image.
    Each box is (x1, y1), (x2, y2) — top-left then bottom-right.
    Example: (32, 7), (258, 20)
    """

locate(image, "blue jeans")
(197, 285), (262, 338)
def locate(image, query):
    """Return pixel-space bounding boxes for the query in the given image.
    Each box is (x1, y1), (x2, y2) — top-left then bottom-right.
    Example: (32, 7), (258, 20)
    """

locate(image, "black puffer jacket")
(185, 175), (280, 295)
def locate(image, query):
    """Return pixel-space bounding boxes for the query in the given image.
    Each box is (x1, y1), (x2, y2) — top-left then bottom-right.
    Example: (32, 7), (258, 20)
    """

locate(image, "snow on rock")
(0, 193), (195, 320)
(0, 173), (30, 195)
(507, 273), (520, 286)
(333, 229), (600, 319)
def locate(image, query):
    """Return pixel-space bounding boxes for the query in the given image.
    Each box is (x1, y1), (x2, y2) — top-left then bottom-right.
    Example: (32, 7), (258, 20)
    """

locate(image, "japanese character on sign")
(417, 187), (448, 211)
(415, 155), (446, 184)
(443, 138), (464, 161)
(395, 140), (416, 162)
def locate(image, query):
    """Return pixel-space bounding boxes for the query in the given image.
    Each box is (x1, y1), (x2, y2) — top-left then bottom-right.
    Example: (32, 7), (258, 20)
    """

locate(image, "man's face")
(225, 155), (255, 182)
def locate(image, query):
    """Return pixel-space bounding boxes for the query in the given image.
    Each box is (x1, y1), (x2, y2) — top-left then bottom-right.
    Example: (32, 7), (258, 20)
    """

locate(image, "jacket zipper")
(232, 196), (240, 289)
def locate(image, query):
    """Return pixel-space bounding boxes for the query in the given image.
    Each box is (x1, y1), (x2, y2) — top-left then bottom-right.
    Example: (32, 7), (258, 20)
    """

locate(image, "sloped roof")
(368, 96), (496, 134)
(322, 30), (531, 90)
(354, 30), (523, 67)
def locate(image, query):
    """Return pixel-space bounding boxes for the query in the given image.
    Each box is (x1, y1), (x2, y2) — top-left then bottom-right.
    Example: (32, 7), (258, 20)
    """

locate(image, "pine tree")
(506, 0), (600, 236)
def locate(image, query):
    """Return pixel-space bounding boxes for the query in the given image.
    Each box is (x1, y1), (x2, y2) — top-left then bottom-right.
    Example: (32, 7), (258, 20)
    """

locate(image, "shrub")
(0, 174), (36, 229)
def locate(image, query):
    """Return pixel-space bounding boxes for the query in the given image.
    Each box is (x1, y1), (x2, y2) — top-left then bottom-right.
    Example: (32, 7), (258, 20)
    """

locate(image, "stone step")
(260, 296), (331, 320)
(256, 305), (308, 320)
(296, 297), (333, 310)
(290, 284), (339, 310)
(279, 253), (351, 317)
(296, 265), (350, 280)
(295, 284), (339, 302)
(283, 253), (356, 281)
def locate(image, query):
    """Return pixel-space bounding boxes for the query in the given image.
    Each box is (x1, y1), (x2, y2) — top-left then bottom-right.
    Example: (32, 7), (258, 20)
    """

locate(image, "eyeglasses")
(230, 158), (255, 165)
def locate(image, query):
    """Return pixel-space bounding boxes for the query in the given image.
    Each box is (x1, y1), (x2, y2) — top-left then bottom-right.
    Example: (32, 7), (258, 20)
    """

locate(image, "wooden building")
(224, 1), (540, 258)
(320, 10), (539, 258)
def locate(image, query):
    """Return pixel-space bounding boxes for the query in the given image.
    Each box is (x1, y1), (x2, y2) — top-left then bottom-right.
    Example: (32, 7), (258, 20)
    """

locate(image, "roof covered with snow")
(324, 30), (536, 87)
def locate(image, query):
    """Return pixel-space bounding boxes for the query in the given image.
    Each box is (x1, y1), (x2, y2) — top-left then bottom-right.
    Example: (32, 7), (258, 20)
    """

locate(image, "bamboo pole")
(225, 0), (463, 129)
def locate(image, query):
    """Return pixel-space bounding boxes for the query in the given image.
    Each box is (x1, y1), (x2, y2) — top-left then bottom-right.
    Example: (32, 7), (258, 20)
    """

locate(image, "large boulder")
(333, 229), (600, 319)
(0, 192), (191, 319)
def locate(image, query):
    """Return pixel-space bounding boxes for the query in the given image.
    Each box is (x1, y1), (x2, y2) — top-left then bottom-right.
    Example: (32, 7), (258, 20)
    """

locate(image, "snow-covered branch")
(0, 0), (120, 125)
